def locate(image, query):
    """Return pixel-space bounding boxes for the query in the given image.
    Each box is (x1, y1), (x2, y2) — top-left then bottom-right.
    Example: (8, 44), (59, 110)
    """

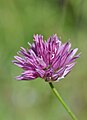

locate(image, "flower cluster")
(13, 34), (80, 82)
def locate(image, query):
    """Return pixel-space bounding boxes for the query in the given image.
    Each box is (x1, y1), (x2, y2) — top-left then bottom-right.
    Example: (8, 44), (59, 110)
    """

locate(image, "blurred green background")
(0, 0), (87, 120)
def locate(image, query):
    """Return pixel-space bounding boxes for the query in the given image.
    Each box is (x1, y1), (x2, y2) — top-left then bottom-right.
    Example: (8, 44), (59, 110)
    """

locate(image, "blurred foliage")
(0, 0), (87, 120)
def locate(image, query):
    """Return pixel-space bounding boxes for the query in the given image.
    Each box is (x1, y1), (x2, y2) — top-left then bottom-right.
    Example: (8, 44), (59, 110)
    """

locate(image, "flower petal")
(16, 70), (38, 80)
(35, 69), (45, 78)
(52, 67), (67, 81)
(62, 62), (76, 77)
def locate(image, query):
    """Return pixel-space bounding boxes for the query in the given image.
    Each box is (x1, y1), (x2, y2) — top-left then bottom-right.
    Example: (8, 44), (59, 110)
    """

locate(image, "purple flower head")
(13, 34), (80, 82)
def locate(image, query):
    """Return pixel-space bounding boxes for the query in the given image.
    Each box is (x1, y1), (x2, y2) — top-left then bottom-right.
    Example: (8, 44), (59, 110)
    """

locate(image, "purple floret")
(13, 34), (80, 82)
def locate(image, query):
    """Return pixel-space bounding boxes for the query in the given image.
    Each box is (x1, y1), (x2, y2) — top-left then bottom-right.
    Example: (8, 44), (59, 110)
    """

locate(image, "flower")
(13, 34), (80, 82)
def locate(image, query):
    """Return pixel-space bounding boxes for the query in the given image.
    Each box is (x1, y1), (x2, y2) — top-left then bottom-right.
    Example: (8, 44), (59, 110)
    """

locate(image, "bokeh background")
(0, 0), (87, 120)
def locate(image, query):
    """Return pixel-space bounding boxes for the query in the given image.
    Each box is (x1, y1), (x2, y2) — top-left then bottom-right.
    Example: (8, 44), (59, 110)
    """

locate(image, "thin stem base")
(49, 82), (77, 120)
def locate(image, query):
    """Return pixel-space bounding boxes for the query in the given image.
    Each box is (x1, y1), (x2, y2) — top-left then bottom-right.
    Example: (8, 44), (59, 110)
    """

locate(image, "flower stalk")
(49, 82), (77, 120)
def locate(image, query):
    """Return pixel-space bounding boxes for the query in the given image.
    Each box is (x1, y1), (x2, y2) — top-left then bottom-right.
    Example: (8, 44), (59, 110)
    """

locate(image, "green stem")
(49, 82), (77, 120)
